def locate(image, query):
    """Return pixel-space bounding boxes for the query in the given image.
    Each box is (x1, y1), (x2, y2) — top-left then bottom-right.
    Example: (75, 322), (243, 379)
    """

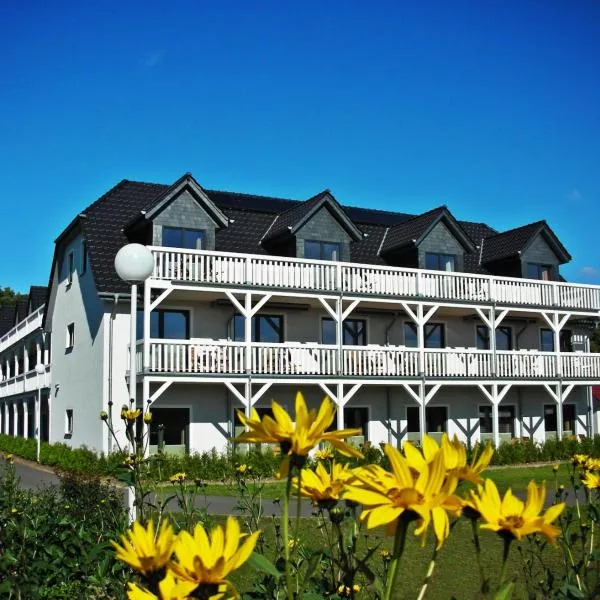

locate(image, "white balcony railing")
(137, 340), (600, 380)
(0, 305), (45, 354)
(0, 363), (50, 398)
(149, 247), (600, 311)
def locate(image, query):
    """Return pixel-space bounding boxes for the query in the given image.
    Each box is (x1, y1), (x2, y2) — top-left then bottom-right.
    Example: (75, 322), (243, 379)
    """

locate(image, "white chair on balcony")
(288, 344), (320, 375)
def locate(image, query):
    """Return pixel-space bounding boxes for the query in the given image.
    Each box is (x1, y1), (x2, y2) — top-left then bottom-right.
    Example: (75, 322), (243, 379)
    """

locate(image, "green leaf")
(494, 582), (515, 600)
(246, 552), (281, 579)
(301, 594), (324, 600)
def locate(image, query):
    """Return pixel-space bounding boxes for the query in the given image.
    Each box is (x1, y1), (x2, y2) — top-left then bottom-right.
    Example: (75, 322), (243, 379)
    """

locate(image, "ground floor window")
(479, 405), (515, 435)
(150, 408), (190, 449)
(544, 403), (576, 435)
(234, 407), (274, 437)
(344, 406), (368, 440)
(406, 406), (447, 434)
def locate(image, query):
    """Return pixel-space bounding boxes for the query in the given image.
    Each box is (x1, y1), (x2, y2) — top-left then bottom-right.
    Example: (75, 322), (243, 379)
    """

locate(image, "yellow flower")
(440, 435), (493, 484)
(123, 455), (138, 467)
(471, 479), (565, 542)
(170, 472), (187, 484)
(100, 411), (108, 421)
(293, 461), (354, 506)
(582, 471), (600, 489)
(122, 408), (142, 422)
(315, 446), (335, 461)
(236, 464), (249, 475)
(343, 440), (459, 548)
(143, 411), (153, 424)
(584, 458), (600, 471)
(572, 454), (589, 467)
(4, 453), (14, 463)
(170, 516), (259, 597)
(126, 571), (198, 600)
(234, 392), (363, 477)
(111, 519), (176, 575)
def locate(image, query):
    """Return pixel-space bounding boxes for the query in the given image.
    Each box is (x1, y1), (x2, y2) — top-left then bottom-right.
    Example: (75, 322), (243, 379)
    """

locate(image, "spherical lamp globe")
(114, 244), (155, 282)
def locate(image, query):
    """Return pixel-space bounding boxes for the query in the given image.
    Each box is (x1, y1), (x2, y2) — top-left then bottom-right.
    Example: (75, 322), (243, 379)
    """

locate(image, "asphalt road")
(0, 456), (313, 517)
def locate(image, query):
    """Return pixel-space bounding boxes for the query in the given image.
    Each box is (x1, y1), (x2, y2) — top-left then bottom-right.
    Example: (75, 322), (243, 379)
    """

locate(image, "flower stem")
(294, 468), (302, 554)
(282, 470), (293, 600)
(498, 536), (512, 589)
(385, 516), (409, 600)
(470, 517), (487, 590)
(416, 547), (438, 600)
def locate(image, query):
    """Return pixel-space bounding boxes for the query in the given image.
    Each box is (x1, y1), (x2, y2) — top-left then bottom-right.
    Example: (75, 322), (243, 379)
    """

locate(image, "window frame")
(425, 252), (456, 272)
(539, 328), (573, 353)
(544, 403), (577, 435)
(232, 314), (284, 343)
(161, 226), (207, 250)
(476, 324), (513, 351)
(66, 251), (75, 286)
(66, 323), (75, 350)
(136, 309), (191, 340)
(404, 322), (445, 348)
(343, 405), (370, 440)
(321, 317), (367, 346)
(65, 409), (73, 436)
(526, 262), (553, 281)
(304, 240), (342, 261)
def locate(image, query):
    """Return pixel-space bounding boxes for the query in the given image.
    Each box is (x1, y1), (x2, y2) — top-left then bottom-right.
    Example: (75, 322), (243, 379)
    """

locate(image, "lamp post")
(34, 363), (46, 463)
(114, 243), (154, 522)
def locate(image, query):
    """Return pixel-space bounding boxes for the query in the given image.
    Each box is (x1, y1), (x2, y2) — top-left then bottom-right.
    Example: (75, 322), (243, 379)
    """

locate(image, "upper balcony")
(0, 305), (45, 354)
(149, 247), (600, 312)
(136, 340), (600, 381)
(0, 362), (50, 397)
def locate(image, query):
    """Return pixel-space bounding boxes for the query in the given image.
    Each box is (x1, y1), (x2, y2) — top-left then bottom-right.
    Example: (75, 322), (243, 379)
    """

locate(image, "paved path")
(0, 456), (314, 516)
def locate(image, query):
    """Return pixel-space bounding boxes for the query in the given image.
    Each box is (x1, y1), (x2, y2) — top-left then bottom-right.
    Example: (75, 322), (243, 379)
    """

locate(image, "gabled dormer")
(380, 206), (476, 271)
(128, 173), (230, 251)
(480, 221), (571, 280)
(261, 190), (363, 261)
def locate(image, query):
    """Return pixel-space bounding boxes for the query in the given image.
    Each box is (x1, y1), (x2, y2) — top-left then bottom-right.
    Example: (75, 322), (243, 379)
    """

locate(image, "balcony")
(149, 247), (600, 312)
(0, 305), (44, 353)
(136, 340), (600, 380)
(0, 363), (50, 397)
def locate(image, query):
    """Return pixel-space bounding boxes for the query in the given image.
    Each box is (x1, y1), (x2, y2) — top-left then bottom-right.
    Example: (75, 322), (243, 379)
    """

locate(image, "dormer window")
(425, 253), (455, 272)
(527, 263), (553, 280)
(304, 240), (340, 261)
(162, 227), (206, 250)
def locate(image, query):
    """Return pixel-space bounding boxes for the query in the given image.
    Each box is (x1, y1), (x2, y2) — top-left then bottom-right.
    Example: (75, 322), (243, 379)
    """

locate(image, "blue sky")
(1, 1), (599, 292)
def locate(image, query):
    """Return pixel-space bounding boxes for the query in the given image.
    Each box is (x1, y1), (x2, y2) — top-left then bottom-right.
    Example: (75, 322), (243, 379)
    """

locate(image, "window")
(540, 329), (573, 352)
(404, 323), (445, 348)
(149, 408), (190, 447)
(66, 323), (75, 349)
(162, 227), (206, 250)
(527, 263), (553, 280)
(65, 409), (73, 436)
(66, 251), (75, 286)
(81, 240), (87, 275)
(476, 325), (513, 351)
(425, 253), (455, 272)
(233, 314), (283, 343)
(479, 405), (515, 435)
(344, 406), (368, 439)
(136, 309), (190, 340)
(544, 404), (576, 435)
(304, 240), (341, 261)
(406, 406), (448, 433)
(407, 406), (419, 432)
(321, 318), (367, 345)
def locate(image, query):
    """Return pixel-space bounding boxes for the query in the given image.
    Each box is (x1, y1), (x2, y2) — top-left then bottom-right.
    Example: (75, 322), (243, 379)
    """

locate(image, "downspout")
(108, 294), (120, 453)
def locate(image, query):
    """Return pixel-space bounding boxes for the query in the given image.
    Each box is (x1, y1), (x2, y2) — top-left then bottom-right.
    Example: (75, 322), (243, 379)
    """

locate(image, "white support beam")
(422, 305), (439, 325)
(148, 380), (173, 404)
(224, 291), (245, 315)
(494, 309), (509, 328)
(477, 384), (494, 403)
(341, 299), (360, 321)
(401, 383), (421, 404)
(149, 287), (173, 312)
(319, 382), (338, 403)
(497, 384), (512, 403)
(224, 382), (247, 406)
(543, 383), (560, 403)
(343, 383), (362, 404)
(248, 294), (272, 317)
(318, 297), (338, 321)
(400, 302), (418, 324)
(562, 383), (575, 402)
(424, 384), (441, 405)
(250, 382), (272, 406)
(475, 307), (492, 329)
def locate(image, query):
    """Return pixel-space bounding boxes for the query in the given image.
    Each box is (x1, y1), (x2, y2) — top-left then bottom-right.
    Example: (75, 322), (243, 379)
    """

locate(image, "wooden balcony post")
(244, 294), (252, 374)
(22, 399), (28, 439)
(143, 279), (151, 372)
(418, 382), (426, 443)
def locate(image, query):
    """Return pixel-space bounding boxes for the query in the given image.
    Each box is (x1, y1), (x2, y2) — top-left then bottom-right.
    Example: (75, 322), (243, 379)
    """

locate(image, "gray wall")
(417, 221), (465, 271)
(521, 234), (560, 279)
(152, 190), (218, 250)
(295, 206), (352, 261)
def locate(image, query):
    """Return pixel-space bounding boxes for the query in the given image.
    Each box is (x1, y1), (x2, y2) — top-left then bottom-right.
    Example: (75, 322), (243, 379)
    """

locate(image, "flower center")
(389, 487), (423, 507)
(501, 515), (524, 530)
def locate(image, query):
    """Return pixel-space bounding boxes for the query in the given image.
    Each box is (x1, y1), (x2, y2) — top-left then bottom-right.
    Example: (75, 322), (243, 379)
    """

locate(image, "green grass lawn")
(189, 462), (572, 500)
(227, 514), (566, 599)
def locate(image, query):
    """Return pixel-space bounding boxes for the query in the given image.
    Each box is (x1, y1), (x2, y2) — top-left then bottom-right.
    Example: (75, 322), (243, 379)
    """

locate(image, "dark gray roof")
(481, 221), (571, 264)
(28, 286), (47, 312)
(52, 176), (570, 295)
(0, 305), (15, 336)
(14, 299), (28, 323)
